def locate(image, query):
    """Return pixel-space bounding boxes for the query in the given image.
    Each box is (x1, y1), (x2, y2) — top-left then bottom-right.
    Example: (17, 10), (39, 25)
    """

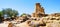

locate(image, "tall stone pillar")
(32, 3), (45, 18)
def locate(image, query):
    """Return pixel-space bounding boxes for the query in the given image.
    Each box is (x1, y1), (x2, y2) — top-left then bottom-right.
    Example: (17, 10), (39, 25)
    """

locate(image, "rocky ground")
(0, 14), (60, 27)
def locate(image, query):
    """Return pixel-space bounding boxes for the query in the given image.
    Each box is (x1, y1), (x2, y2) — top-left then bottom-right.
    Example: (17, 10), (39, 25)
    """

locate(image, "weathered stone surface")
(8, 23), (13, 27)
(0, 23), (8, 27)
(46, 22), (60, 27)
(32, 3), (45, 18)
(39, 26), (46, 27)
(14, 20), (31, 27)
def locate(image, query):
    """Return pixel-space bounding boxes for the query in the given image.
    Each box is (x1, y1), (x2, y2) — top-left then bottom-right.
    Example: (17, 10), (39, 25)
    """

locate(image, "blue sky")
(0, 0), (60, 15)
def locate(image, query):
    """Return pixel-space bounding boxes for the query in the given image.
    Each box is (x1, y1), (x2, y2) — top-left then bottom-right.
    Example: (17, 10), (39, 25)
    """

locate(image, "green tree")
(2, 8), (19, 18)
(0, 11), (4, 22)
(0, 11), (3, 17)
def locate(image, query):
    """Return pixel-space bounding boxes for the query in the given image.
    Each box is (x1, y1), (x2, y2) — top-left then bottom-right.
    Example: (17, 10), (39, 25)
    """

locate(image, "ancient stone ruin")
(32, 3), (45, 18)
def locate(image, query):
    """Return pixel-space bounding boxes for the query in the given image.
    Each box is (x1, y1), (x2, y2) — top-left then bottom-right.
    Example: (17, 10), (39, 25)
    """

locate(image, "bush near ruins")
(20, 13), (31, 18)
